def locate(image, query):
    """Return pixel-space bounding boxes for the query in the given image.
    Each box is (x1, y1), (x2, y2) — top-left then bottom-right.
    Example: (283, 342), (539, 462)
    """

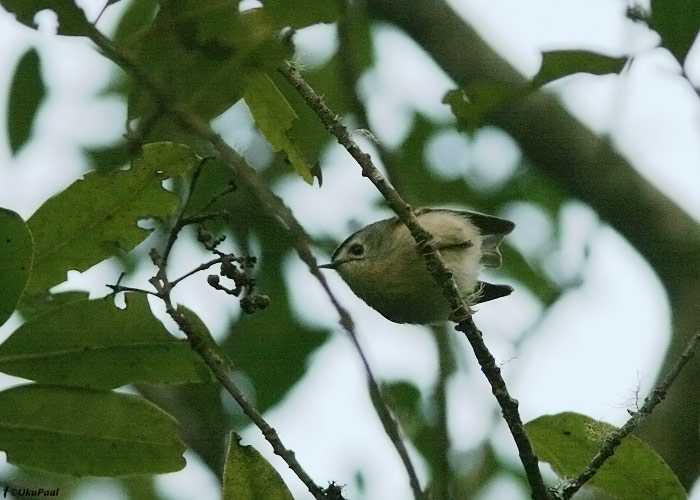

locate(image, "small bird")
(319, 208), (514, 324)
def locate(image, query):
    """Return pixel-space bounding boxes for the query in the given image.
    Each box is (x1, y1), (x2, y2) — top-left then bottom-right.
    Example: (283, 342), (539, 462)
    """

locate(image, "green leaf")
(244, 72), (315, 184)
(264, 0), (340, 29)
(0, 294), (211, 389)
(0, 384), (186, 476)
(84, 141), (130, 174)
(0, 0), (91, 35)
(16, 290), (90, 320)
(129, 2), (289, 124)
(443, 85), (524, 133)
(532, 51), (628, 87)
(0, 208), (33, 327)
(651, 0), (700, 65)
(112, 0), (158, 46)
(25, 142), (199, 295)
(222, 431), (294, 500)
(7, 48), (46, 155)
(525, 412), (687, 500)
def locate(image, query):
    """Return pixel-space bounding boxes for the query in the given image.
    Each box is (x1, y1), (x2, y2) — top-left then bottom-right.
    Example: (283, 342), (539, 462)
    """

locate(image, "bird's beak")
(318, 262), (338, 270)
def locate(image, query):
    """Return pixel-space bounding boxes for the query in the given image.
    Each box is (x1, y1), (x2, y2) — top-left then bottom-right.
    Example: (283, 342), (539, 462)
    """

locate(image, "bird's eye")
(349, 243), (364, 257)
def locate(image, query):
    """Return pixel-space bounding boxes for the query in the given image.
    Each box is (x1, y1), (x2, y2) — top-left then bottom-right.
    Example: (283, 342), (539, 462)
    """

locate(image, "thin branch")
(162, 158), (220, 262)
(170, 257), (224, 287)
(278, 60), (550, 500)
(556, 330), (700, 499)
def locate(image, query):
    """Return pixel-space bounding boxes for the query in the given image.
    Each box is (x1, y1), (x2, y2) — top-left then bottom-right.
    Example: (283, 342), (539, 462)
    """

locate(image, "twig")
(106, 273), (158, 297)
(279, 60), (550, 500)
(162, 158), (222, 262)
(170, 257), (224, 286)
(555, 330), (700, 499)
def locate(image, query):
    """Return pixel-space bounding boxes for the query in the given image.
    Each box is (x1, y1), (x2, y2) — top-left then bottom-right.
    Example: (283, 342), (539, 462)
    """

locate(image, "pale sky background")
(1, 1), (699, 499)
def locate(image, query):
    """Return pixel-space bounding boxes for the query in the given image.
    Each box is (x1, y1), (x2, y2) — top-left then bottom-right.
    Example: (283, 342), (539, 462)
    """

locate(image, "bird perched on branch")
(320, 209), (514, 324)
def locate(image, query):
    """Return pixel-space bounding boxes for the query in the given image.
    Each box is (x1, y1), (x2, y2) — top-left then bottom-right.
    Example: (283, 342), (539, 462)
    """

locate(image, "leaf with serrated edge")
(525, 412), (686, 500)
(0, 208), (33, 327)
(25, 142), (199, 295)
(223, 431), (294, 500)
(0, 294), (211, 389)
(0, 384), (186, 476)
(244, 72), (315, 184)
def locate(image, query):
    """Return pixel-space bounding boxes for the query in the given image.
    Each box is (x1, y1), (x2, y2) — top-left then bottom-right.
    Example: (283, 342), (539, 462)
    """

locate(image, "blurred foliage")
(263, 0), (339, 29)
(0, 0), (91, 35)
(531, 51), (628, 88)
(649, 0), (700, 65)
(443, 85), (525, 134)
(6, 48), (45, 155)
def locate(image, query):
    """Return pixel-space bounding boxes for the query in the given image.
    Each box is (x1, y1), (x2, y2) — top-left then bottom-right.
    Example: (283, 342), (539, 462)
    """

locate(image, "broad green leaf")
(244, 72), (315, 184)
(525, 412), (686, 500)
(0, 384), (186, 476)
(25, 142), (199, 295)
(0, 0), (91, 35)
(532, 51), (628, 88)
(0, 208), (33, 326)
(651, 0), (700, 65)
(443, 85), (524, 133)
(0, 294), (211, 389)
(222, 432), (294, 500)
(7, 48), (46, 155)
